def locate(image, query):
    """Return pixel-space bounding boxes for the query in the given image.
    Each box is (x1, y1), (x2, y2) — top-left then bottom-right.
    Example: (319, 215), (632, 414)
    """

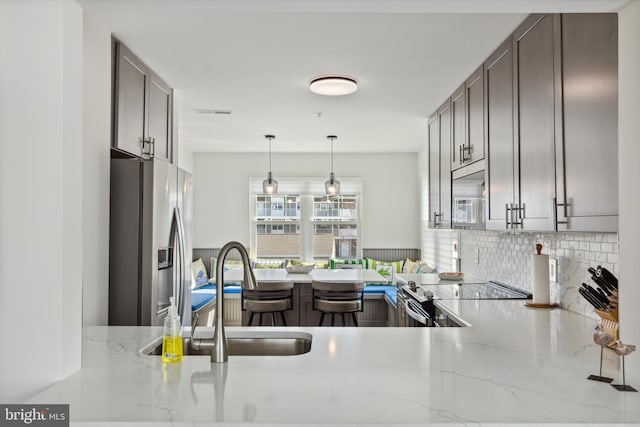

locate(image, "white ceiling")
(77, 0), (626, 154)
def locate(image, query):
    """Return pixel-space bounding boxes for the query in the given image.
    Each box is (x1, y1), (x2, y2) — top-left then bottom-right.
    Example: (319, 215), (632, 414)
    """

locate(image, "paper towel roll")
(532, 254), (550, 304)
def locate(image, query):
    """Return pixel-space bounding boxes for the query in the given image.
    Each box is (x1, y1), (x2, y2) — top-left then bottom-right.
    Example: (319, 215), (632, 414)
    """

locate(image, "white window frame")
(310, 194), (360, 260)
(249, 177), (362, 261)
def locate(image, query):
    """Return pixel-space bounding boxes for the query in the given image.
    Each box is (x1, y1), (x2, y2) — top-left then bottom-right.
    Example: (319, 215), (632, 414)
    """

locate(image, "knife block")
(595, 307), (619, 348)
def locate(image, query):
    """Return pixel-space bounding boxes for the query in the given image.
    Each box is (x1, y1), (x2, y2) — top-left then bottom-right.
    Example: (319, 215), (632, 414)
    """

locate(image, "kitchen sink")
(140, 330), (312, 357)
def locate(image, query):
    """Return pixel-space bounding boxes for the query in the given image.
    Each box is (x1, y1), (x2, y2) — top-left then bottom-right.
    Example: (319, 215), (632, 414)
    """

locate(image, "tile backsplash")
(459, 230), (618, 320)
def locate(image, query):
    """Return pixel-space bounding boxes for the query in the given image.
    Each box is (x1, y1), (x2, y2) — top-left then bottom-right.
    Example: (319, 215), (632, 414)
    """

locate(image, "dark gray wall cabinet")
(465, 66), (485, 165)
(114, 42), (173, 161)
(428, 101), (452, 229)
(510, 13), (559, 231)
(555, 13), (618, 232)
(451, 83), (465, 171)
(429, 13), (618, 233)
(484, 37), (515, 230)
(451, 66), (485, 172)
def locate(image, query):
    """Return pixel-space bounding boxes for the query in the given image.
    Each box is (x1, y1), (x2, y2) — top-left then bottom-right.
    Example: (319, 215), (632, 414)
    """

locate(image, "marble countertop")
(28, 300), (640, 425)
(211, 268), (388, 284)
(396, 272), (484, 286)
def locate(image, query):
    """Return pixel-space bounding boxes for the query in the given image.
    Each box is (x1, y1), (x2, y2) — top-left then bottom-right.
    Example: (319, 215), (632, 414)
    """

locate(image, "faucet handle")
(191, 312), (199, 341)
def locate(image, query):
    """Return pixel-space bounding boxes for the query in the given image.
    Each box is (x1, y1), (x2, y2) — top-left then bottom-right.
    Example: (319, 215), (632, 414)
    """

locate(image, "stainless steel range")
(397, 280), (531, 327)
(421, 281), (532, 300)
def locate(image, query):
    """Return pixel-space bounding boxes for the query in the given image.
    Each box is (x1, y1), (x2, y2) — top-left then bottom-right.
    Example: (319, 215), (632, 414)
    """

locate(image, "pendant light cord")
(330, 138), (333, 174)
(269, 137), (272, 173)
(265, 134), (274, 174)
(328, 135), (336, 176)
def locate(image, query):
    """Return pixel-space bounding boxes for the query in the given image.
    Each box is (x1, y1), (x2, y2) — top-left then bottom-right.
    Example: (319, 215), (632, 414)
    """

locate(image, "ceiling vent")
(194, 109), (232, 115)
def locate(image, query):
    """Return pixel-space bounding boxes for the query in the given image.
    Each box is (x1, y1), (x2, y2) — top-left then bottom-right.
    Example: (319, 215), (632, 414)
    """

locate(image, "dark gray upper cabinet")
(450, 83), (465, 171)
(512, 14), (559, 231)
(428, 14), (618, 233)
(555, 13), (618, 232)
(114, 42), (173, 162)
(114, 43), (148, 158)
(483, 13), (617, 232)
(451, 66), (485, 171)
(438, 99), (452, 229)
(147, 72), (173, 161)
(428, 113), (440, 228)
(427, 103), (452, 229)
(465, 66), (485, 164)
(484, 37), (515, 230)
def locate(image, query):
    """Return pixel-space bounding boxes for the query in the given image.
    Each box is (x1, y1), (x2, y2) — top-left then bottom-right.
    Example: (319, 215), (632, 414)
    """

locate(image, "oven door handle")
(405, 299), (430, 325)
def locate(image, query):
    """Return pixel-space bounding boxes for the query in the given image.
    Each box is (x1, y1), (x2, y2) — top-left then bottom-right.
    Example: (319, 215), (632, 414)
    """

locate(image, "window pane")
(313, 224), (358, 260)
(255, 195), (300, 221)
(253, 192), (359, 261)
(313, 195), (357, 221)
(255, 223), (301, 258)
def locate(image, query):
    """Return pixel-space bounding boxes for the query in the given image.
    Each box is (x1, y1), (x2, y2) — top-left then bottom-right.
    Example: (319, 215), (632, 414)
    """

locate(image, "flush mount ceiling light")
(262, 135), (278, 195)
(309, 76), (358, 96)
(325, 135), (340, 196)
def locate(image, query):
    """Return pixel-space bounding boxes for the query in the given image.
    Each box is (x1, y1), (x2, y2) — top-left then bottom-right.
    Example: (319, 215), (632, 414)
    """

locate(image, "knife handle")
(596, 287), (609, 302)
(591, 274), (612, 294)
(579, 288), (604, 310)
(597, 283), (612, 297)
(582, 283), (609, 308)
(597, 266), (618, 289)
(591, 274), (613, 294)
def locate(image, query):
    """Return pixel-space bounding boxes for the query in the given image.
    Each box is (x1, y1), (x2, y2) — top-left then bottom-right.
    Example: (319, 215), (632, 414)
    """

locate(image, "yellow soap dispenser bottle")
(161, 296), (183, 363)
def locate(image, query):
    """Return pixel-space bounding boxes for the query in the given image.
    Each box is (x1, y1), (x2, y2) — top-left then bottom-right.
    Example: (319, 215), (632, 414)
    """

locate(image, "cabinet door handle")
(459, 145), (464, 164)
(505, 204), (511, 229)
(150, 137), (155, 158)
(510, 203), (524, 229)
(552, 197), (569, 231)
(141, 136), (153, 158)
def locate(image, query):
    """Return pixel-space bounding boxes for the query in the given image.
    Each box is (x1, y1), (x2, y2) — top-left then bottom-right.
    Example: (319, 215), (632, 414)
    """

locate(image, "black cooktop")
(422, 281), (532, 300)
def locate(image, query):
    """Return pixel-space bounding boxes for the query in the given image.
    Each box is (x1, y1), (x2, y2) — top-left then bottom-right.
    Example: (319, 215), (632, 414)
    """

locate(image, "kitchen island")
(29, 297), (639, 425)
(194, 268), (392, 327)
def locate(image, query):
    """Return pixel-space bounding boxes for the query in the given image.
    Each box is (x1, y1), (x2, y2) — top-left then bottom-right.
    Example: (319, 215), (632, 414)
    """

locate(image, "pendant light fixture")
(325, 135), (340, 196)
(262, 134), (278, 195)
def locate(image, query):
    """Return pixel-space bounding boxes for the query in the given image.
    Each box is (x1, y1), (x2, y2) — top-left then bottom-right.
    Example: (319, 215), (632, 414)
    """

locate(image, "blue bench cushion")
(384, 288), (397, 305)
(191, 285), (242, 311)
(191, 292), (214, 312)
(363, 285), (397, 305)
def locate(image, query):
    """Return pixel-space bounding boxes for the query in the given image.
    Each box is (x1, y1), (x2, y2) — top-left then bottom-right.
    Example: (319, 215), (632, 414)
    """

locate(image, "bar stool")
(312, 281), (364, 326)
(242, 281), (293, 326)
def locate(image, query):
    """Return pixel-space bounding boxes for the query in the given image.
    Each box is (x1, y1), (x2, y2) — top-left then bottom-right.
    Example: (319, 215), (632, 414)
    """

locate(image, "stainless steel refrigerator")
(109, 155), (193, 326)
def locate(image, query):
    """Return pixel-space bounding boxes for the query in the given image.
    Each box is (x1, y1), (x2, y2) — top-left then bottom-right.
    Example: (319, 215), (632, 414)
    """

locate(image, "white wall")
(193, 152), (420, 250)
(0, 0), (84, 401)
(174, 91), (195, 173)
(82, 12), (111, 326)
(618, 0), (640, 375)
